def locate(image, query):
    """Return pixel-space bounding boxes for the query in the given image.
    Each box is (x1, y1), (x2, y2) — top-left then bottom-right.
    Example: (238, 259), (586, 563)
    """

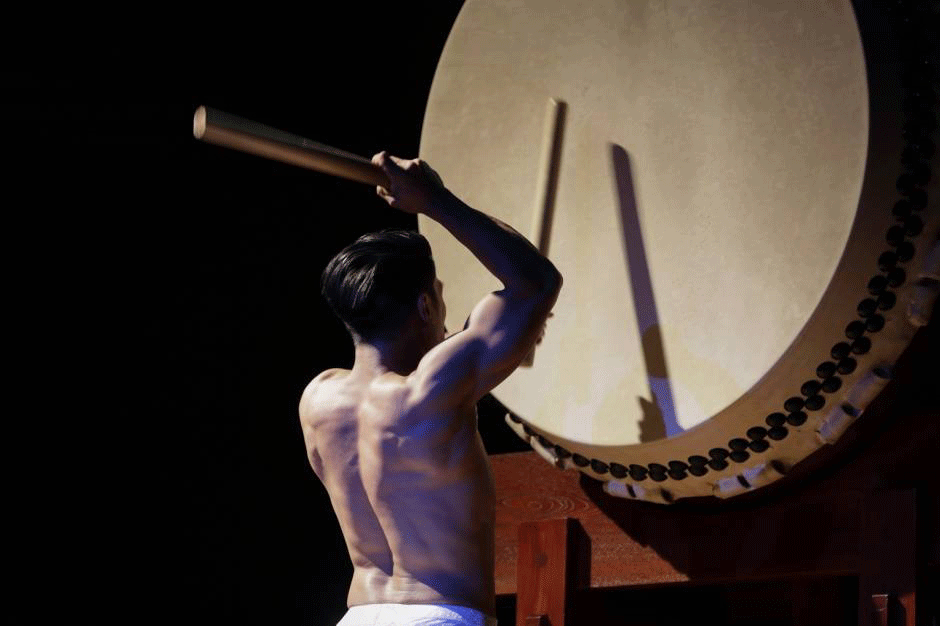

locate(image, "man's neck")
(352, 340), (422, 378)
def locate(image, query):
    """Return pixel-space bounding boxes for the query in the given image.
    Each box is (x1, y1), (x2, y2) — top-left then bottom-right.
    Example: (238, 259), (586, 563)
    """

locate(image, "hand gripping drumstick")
(193, 106), (390, 187)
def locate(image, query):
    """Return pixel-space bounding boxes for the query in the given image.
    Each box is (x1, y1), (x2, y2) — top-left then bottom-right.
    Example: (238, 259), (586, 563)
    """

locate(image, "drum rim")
(420, 0), (939, 503)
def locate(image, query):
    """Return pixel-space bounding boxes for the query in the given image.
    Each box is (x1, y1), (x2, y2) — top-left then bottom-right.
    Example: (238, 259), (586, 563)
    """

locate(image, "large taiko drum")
(418, 0), (939, 504)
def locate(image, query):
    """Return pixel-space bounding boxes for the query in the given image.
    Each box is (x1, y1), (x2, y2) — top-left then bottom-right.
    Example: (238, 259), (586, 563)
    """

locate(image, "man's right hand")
(372, 151), (447, 215)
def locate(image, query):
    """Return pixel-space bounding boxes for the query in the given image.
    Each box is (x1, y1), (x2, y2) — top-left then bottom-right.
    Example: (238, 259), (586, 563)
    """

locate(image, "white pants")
(336, 603), (498, 626)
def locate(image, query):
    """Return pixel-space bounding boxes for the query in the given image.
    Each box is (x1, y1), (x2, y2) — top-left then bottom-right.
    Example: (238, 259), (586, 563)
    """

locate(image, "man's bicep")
(464, 290), (555, 399)
(409, 330), (483, 410)
(412, 288), (556, 408)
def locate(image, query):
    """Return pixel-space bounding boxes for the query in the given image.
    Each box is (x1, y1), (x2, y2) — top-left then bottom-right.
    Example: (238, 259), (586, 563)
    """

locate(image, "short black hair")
(321, 229), (436, 342)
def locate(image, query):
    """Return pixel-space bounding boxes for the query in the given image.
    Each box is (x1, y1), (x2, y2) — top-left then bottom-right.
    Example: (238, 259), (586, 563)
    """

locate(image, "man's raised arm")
(372, 152), (562, 403)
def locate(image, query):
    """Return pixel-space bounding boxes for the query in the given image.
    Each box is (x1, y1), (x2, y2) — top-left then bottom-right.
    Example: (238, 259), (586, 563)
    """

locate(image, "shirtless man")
(299, 152), (562, 626)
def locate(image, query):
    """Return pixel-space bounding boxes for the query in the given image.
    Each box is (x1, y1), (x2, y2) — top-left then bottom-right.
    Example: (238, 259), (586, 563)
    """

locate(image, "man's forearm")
(424, 190), (561, 294)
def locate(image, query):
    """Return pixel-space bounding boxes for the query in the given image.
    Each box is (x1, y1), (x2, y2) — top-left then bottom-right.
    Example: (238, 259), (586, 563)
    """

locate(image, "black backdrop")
(8, 5), (940, 626)
(6, 3), (527, 625)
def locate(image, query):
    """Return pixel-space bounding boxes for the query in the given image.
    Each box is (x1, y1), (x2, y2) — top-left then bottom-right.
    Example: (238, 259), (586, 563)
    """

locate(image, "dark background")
(9, 4), (936, 626)
(6, 3), (533, 625)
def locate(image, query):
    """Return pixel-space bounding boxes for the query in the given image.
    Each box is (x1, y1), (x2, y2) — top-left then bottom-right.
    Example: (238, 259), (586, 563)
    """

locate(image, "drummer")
(299, 152), (562, 626)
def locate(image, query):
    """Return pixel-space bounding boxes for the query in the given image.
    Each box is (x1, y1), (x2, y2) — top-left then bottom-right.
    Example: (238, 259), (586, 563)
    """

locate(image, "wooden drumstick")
(522, 97), (567, 367)
(193, 106), (389, 187)
(529, 98), (567, 255)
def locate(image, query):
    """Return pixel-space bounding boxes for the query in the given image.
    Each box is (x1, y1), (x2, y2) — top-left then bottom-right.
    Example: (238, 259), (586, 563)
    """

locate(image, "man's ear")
(417, 292), (432, 322)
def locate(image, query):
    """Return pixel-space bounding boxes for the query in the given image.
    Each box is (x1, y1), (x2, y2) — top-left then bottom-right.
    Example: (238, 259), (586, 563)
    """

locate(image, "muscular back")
(299, 365), (496, 615)
(301, 172), (563, 613)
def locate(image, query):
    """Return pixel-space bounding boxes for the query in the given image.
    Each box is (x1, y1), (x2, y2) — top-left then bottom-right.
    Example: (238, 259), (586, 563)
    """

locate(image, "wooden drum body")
(418, 0), (939, 503)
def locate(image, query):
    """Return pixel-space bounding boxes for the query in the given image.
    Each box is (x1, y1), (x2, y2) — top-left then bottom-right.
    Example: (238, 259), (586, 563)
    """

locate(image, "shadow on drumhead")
(611, 143), (683, 441)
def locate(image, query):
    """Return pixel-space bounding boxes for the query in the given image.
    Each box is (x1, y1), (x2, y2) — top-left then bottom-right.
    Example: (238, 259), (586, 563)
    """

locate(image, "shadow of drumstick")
(610, 144), (684, 441)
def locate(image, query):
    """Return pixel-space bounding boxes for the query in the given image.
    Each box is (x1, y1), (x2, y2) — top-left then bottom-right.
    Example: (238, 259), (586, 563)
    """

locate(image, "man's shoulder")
(305, 367), (350, 394)
(321, 367), (350, 379)
(299, 368), (350, 418)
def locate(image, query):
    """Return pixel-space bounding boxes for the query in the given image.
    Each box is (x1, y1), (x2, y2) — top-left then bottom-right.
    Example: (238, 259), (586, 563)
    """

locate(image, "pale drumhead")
(421, 0), (866, 440)
(419, 0), (938, 501)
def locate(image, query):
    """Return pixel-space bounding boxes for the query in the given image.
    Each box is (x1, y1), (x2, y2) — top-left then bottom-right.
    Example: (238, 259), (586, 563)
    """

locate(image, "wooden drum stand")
(496, 314), (937, 626)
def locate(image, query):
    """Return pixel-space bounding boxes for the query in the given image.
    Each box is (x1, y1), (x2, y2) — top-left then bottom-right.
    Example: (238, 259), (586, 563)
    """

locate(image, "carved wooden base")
(495, 320), (936, 625)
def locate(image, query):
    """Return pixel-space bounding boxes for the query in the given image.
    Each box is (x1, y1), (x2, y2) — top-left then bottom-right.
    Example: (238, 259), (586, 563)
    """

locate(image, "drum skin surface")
(419, 0), (939, 503)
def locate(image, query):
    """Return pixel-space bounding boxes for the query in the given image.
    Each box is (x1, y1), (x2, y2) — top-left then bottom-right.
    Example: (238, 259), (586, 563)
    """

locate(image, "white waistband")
(339, 603), (498, 626)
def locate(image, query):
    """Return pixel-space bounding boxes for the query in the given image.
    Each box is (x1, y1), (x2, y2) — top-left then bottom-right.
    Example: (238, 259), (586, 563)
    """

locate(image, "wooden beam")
(516, 517), (582, 626)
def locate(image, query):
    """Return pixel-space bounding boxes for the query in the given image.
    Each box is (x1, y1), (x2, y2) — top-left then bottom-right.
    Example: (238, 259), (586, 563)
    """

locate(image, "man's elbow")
(539, 264), (563, 297)
(525, 266), (561, 310)
(512, 262), (562, 299)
